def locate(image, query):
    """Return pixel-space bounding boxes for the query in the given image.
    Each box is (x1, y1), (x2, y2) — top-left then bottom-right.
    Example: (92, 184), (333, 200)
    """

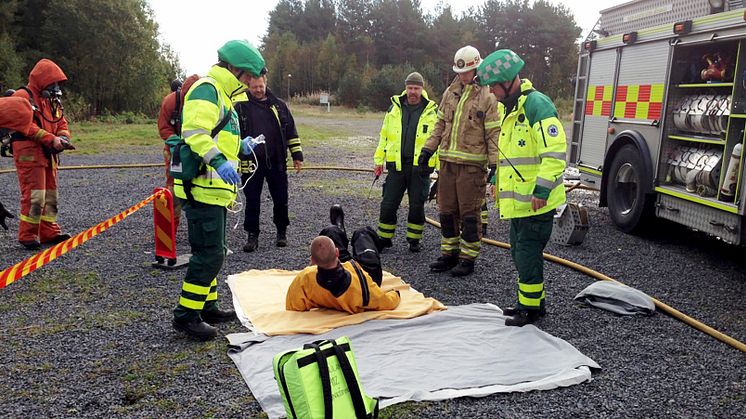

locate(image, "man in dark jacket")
(235, 73), (303, 251)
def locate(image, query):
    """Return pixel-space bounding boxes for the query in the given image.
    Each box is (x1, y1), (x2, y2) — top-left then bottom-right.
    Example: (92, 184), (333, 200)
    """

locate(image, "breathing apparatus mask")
(41, 82), (65, 123)
(0, 128), (13, 157)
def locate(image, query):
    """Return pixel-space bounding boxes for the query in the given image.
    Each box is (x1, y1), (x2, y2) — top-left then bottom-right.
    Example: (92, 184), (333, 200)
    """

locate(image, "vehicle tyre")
(606, 144), (654, 233)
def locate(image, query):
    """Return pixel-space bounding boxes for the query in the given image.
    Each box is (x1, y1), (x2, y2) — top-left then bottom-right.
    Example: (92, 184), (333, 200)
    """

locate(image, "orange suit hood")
(28, 59), (68, 93)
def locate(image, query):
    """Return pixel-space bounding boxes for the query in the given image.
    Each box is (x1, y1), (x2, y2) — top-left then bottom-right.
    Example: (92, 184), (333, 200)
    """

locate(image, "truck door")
(578, 48), (618, 173)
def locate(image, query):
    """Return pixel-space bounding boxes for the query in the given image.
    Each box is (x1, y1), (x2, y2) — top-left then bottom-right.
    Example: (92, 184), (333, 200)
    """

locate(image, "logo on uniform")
(456, 59), (465, 69)
(548, 125), (559, 137)
(518, 139), (526, 147)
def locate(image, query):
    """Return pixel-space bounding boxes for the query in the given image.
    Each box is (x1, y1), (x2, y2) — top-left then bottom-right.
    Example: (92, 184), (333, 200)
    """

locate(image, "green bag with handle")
(273, 336), (379, 419)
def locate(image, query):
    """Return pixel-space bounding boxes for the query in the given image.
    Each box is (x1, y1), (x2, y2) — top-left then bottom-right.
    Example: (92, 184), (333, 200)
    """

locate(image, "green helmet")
(217, 40), (266, 77)
(476, 49), (524, 86)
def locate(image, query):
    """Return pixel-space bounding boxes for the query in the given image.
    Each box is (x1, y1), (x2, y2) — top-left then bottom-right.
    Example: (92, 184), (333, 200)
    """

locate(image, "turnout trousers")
(320, 225), (383, 286)
(509, 210), (554, 311)
(15, 162), (62, 243)
(162, 146), (182, 230)
(377, 164), (430, 242)
(174, 201), (226, 321)
(242, 163), (289, 234)
(436, 161), (486, 261)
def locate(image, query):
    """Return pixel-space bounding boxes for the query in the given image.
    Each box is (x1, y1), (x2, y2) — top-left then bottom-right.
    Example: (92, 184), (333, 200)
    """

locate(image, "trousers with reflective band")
(174, 202), (226, 320)
(377, 164), (429, 240)
(496, 79), (566, 220)
(509, 210), (553, 310)
(437, 161), (486, 260)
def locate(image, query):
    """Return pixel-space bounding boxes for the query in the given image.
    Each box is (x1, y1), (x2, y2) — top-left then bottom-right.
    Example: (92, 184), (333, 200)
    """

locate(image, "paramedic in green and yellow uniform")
(172, 40), (265, 341)
(477, 49), (566, 327)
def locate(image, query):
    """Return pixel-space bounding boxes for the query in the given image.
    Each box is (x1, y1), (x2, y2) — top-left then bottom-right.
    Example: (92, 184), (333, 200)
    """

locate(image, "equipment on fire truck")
(665, 144), (722, 196)
(700, 52), (734, 82)
(671, 94), (731, 136)
(719, 143), (743, 201)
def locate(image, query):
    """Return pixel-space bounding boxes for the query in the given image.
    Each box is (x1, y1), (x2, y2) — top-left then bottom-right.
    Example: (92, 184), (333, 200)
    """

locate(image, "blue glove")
(216, 162), (240, 185)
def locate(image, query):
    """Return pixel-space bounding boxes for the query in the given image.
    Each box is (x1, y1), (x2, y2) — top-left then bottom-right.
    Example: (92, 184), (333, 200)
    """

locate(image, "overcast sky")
(148, 0), (621, 75)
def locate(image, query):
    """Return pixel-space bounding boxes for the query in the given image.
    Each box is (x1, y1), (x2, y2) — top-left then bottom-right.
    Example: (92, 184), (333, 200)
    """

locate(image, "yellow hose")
(2, 161), (740, 351)
(425, 216), (746, 353)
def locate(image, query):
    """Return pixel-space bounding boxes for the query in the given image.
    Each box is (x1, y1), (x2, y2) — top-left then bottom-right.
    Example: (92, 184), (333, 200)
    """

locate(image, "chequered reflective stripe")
(440, 236), (459, 253)
(518, 281), (544, 308)
(459, 238), (480, 259)
(178, 281), (211, 311)
(585, 85), (613, 117)
(614, 84), (664, 120)
(377, 222), (396, 239)
(477, 53), (522, 80)
(406, 222), (424, 240)
(206, 278), (218, 302)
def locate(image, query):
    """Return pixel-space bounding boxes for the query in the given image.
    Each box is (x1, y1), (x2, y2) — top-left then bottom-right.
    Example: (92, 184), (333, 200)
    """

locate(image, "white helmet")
(453, 45), (482, 73)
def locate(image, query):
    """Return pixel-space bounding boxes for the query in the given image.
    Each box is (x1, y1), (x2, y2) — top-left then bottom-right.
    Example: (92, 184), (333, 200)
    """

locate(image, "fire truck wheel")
(607, 144), (653, 233)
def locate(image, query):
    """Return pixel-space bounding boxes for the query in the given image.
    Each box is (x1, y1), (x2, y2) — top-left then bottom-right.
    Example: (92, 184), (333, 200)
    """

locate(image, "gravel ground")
(0, 137), (744, 418)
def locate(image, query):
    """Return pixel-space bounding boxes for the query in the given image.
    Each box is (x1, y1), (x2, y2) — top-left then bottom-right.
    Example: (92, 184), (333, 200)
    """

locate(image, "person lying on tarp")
(286, 204), (401, 314)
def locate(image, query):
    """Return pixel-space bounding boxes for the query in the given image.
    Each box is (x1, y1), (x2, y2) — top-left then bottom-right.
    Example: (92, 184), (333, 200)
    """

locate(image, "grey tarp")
(574, 281), (656, 316)
(227, 303), (601, 418)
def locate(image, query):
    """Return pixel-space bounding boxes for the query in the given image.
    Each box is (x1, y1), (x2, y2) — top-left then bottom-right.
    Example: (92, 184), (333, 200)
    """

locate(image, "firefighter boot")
(450, 259), (475, 277)
(429, 254), (459, 272)
(45, 233), (71, 245)
(502, 306), (547, 319)
(407, 238), (421, 253)
(243, 232), (259, 252)
(505, 309), (539, 327)
(172, 318), (218, 341)
(378, 236), (393, 250)
(330, 204), (345, 232)
(201, 307), (237, 324)
(276, 228), (288, 247)
(19, 239), (41, 250)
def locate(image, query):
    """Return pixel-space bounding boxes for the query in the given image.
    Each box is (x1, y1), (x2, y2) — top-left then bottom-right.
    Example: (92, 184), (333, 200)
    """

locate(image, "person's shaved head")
(310, 236), (338, 269)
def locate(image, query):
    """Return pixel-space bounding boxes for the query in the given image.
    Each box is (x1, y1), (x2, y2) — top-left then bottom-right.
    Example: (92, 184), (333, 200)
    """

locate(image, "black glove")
(0, 201), (14, 230)
(418, 148), (434, 172)
(488, 164), (496, 182)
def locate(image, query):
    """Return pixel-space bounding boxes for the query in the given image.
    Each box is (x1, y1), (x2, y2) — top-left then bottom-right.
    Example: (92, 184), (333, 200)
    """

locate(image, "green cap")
(477, 49), (524, 86)
(217, 40), (266, 77)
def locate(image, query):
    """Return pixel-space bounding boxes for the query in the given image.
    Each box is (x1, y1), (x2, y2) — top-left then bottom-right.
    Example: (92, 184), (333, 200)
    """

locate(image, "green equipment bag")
(273, 336), (379, 419)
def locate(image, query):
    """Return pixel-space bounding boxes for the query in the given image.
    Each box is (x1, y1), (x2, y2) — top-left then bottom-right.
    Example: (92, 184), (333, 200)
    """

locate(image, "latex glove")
(241, 134), (265, 155)
(216, 162), (240, 185)
(374, 165), (383, 178)
(0, 201), (13, 230)
(417, 148), (434, 172)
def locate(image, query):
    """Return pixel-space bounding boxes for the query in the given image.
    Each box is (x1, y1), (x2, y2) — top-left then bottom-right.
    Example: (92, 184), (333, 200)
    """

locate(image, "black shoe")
(450, 259), (475, 277)
(407, 239), (421, 253)
(429, 255), (459, 272)
(378, 237), (393, 249)
(172, 318), (218, 341)
(44, 233), (71, 245)
(330, 204), (345, 232)
(482, 224), (488, 237)
(505, 310), (538, 327)
(502, 306), (546, 318)
(201, 308), (237, 324)
(19, 239), (40, 250)
(276, 229), (287, 247)
(243, 233), (258, 252)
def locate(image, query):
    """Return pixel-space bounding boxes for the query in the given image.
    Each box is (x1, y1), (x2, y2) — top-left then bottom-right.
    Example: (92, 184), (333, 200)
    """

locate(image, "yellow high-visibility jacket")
(286, 261), (401, 314)
(497, 79), (566, 219)
(174, 65), (244, 207)
(374, 90), (439, 171)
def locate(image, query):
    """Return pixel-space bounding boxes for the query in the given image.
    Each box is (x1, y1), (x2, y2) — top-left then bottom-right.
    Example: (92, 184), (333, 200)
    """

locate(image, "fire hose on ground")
(0, 163), (742, 352)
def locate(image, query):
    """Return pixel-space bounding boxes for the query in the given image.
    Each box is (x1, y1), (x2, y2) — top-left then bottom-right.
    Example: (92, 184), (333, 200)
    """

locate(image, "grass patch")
(292, 104), (383, 120)
(379, 401), (431, 418)
(68, 120), (161, 155)
(296, 123), (351, 147)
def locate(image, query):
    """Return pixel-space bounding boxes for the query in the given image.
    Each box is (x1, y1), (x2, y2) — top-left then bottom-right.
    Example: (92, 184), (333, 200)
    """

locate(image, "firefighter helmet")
(477, 49), (525, 86)
(453, 46), (482, 73)
(218, 40), (266, 77)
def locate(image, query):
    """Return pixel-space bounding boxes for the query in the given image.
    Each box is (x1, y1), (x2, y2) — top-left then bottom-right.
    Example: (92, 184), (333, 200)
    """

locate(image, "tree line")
(0, 0), (179, 118)
(262, 0), (581, 110)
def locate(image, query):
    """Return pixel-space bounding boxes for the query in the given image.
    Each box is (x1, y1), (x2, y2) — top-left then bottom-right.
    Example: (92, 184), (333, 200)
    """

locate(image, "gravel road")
(0, 125), (743, 418)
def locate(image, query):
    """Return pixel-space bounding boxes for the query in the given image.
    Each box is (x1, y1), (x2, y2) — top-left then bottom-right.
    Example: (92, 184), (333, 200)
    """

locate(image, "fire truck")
(571, 0), (746, 243)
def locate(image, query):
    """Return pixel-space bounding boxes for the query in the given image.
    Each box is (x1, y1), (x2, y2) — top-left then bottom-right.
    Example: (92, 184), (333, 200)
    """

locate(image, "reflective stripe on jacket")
(497, 79), (566, 219)
(374, 89), (438, 171)
(173, 66), (243, 207)
(424, 77), (500, 169)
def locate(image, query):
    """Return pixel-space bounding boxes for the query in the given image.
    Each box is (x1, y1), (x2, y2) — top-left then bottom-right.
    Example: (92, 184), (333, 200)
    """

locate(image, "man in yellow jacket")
(172, 40), (265, 341)
(374, 72), (438, 253)
(419, 46), (501, 277)
(477, 49), (566, 327)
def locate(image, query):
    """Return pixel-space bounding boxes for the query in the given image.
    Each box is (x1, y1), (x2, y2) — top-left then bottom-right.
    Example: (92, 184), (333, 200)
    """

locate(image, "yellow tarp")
(227, 269), (446, 335)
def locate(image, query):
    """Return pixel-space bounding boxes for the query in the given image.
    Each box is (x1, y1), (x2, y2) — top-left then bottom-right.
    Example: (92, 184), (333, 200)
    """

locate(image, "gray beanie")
(405, 72), (424, 86)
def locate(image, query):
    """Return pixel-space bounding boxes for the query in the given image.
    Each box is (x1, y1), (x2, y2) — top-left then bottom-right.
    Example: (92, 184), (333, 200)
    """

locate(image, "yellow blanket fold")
(227, 269), (446, 335)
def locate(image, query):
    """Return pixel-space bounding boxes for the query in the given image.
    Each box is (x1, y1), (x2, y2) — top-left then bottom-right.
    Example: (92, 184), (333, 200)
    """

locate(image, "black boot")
(172, 317), (218, 341)
(378, 237), (393, 250)
(429, 254), (459, 272)
(201, 308), (237, 324)
(19, 239), (41, 250)
(407, 239), (421, 253)
(276, 228), (287, 247)
(45, 233), (71, 245)
(503, 306), (546, 318)
(330, 204), (345, 232)
(243, 232), (258, 252)
(450, 259), (475, 277)
(505, 309), (539, 327)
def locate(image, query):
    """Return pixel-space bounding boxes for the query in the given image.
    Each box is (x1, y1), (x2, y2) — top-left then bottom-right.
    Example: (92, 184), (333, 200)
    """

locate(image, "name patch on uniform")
(548, 124), (559, 137)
